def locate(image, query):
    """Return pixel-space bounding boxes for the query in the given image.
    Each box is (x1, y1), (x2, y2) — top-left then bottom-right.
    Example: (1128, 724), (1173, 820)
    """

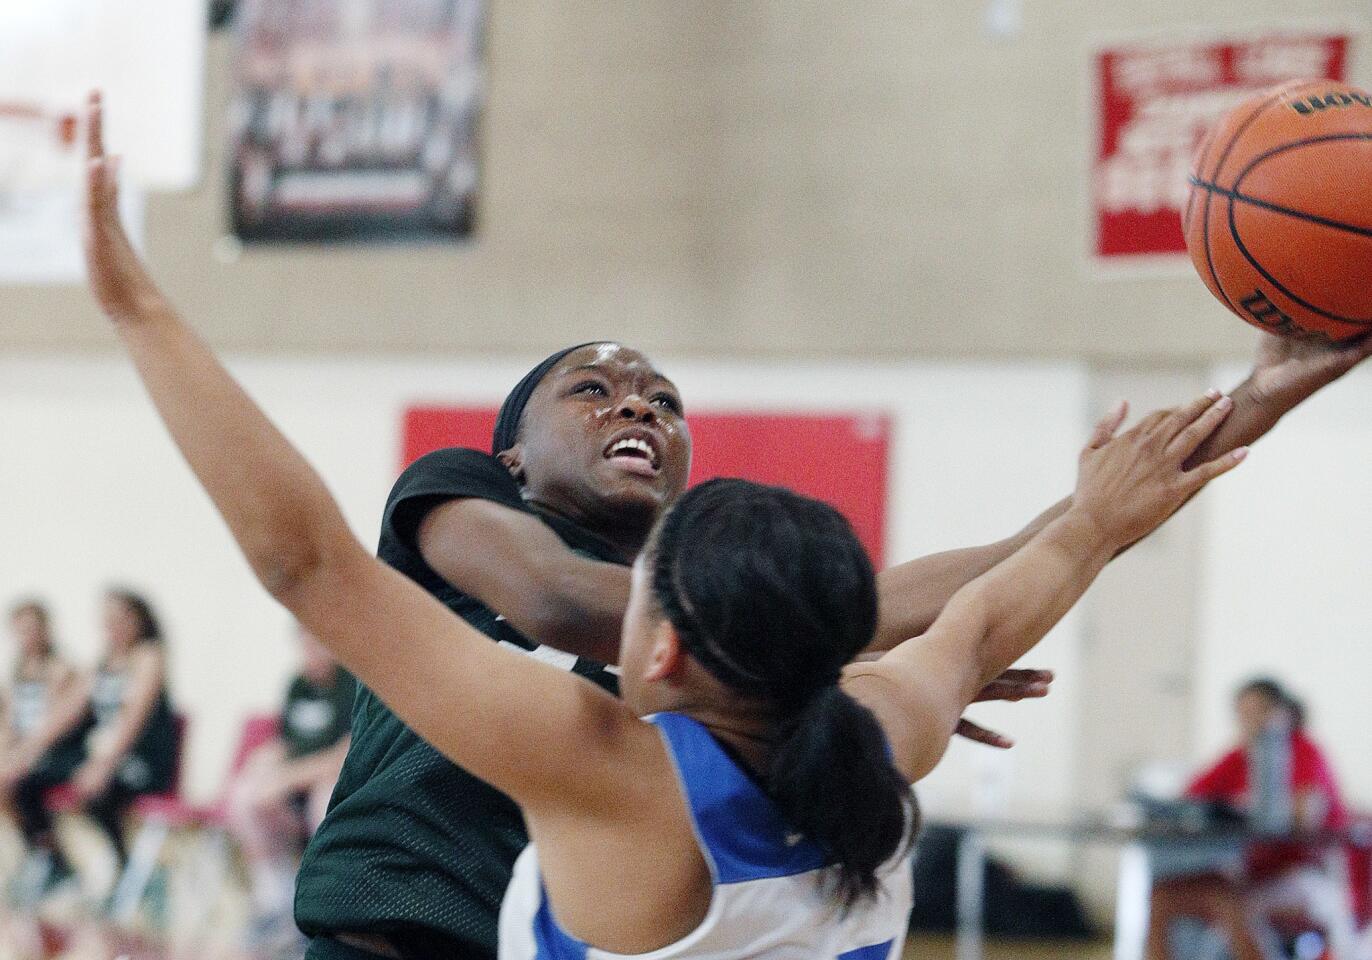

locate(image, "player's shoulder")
(395, 446), (506, 488)
(387, 447), (523, 512)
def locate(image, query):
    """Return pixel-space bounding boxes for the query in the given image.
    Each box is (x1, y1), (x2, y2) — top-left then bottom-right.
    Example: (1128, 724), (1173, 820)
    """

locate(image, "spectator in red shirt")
(1147, 678), (1349, 960)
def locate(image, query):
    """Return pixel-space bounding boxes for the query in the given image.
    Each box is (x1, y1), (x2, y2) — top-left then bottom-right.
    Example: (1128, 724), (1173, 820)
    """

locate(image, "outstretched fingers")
(87, 91), (104, 161)
(1165, 392), (1233, 461)
(1087, 401), (1129, 450)
(955, 718), (1014, 750)
(1181, 445), (1248, 493)
(81, 91), (160, 322)
(1153, 389), (1220, 444)
(971, 668), (1053, 703)
(84, 93), (119, 223)
(1350, 333), (1372, 363)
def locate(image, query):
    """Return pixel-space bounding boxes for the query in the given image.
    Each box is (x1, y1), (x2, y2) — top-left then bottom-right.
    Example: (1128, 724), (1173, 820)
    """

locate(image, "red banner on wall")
(1092, 32), (1349, 261)
(403, 407), (890, 565)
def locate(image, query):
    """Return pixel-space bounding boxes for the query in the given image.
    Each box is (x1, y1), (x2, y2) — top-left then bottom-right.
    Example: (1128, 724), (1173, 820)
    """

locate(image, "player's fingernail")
(1216, 395), (1233, 409)
(1206, 387), (1221, 399)
(1232, 447), (1249, 460)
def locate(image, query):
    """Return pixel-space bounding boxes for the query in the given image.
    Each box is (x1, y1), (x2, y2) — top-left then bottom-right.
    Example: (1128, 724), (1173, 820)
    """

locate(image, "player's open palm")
(81, 92), (162, 323)
(1074, 392), (1248, 548)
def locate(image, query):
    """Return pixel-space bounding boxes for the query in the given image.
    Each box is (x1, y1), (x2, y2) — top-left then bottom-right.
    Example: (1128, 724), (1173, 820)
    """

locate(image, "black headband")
(491, 342), (606, 455)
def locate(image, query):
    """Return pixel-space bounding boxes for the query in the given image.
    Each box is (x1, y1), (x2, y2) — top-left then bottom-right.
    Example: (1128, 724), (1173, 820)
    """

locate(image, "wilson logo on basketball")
(1239, 291), (1303, 339)
(1291, 91), (1372, 115)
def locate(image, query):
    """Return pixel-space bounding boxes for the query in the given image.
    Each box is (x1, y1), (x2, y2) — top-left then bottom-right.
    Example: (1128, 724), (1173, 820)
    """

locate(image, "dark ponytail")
(651, 478), (913, 907)
(768, 686), (915, 907)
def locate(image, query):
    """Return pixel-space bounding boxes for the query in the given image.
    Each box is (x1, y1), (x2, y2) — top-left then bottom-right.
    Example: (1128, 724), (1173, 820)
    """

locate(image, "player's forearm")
(872, 378), (1282, 641)
(419, 500), (632, 664)
(464, 551), (629, 663)
(423, 517), (631, 664)
(937, 508), (1115, 701)
(845, 512), (1107, 783)
(524, 560), (631, 663)
(869, 497), (1071, 651)
(113, 303), (356, 599)
(1183, 374), (1285, 469)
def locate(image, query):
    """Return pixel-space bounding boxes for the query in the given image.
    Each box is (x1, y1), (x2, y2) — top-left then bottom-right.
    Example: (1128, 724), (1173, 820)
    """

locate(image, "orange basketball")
(1184, 79), (1372, 341)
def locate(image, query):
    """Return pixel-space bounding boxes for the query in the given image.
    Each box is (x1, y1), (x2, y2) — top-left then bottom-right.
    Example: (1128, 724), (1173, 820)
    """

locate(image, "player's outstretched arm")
(869, 331), (1372, 653)
(871, 499), (1079, 651)
(416, 497), (632, 664)
(846, 394), (1247, 783)
(80, 94), (648, 813)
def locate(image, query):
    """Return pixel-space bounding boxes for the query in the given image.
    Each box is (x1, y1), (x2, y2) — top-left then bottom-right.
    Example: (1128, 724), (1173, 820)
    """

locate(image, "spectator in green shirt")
(225, 627), (355, 949)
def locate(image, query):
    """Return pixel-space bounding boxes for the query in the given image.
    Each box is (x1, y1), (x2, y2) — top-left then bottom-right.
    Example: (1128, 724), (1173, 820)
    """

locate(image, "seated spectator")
(5, 589), (176, 893)
(1147, 677), (1350, 960)
(0, 600), (85, 895)
(225, 627), (354, 947)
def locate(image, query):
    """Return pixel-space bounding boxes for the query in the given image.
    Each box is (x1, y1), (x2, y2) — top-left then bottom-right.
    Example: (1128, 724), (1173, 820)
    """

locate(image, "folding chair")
(171, 713), (281, 939)
(42, 713), (188, 922)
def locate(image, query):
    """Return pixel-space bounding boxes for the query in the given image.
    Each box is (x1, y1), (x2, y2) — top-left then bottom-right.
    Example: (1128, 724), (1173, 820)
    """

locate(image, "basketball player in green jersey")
(300, 356), (1372, 959)
(78, 93), (1372, 960)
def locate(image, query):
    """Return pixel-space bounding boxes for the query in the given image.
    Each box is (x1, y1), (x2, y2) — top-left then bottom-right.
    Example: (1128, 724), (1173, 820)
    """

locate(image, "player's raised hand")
(1250, 330), (1372, 406)
(969, 667), (1054, 705)
(82, 92), (164, 323)
(953, 668), (1055, 749)
(1073, 392), (1248, 549)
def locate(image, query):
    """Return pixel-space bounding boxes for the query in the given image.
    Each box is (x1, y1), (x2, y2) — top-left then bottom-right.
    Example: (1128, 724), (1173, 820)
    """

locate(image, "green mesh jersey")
(294, 448), (621, 957)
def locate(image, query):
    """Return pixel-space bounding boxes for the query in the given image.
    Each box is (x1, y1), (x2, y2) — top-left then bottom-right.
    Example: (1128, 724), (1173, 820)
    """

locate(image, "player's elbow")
(253, 542), (327, 605)
(245, 493), (356, 607)
(249, 524), (344, 610)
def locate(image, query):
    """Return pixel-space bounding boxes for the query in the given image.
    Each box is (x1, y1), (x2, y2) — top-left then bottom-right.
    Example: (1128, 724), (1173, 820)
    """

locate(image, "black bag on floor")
(907, 825), (1094, 939)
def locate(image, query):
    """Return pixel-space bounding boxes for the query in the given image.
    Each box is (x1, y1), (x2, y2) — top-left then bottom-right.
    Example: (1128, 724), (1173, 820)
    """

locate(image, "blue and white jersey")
(499, 711), (914, 960)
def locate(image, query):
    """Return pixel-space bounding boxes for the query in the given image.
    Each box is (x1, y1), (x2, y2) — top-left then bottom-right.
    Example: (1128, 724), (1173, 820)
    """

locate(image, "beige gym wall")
(2, 2), (1365, 359)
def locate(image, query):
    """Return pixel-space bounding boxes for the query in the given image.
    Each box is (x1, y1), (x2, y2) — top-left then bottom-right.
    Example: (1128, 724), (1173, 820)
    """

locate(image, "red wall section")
(402, 407), (889, 565)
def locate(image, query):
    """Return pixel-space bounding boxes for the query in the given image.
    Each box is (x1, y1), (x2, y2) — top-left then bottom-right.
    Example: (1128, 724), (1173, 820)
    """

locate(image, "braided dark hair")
(650, 478), (912, 906)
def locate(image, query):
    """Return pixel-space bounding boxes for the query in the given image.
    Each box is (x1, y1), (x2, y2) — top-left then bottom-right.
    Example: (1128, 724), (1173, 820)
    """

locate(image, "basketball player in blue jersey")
(77, 91), (1372, 960)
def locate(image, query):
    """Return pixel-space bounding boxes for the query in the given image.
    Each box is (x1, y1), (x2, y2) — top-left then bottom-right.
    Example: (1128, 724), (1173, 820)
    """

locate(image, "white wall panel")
(1198, 363), (1372, 806)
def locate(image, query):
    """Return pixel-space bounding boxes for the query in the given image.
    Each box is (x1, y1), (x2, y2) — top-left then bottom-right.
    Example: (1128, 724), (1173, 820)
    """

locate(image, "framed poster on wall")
(230, 0), (484, 243)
